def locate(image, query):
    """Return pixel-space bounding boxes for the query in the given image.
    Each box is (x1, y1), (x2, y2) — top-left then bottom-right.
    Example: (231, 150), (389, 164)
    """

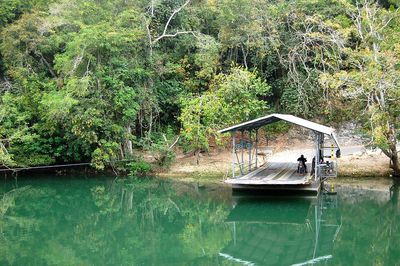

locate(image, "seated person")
(297, 154), (307, 173)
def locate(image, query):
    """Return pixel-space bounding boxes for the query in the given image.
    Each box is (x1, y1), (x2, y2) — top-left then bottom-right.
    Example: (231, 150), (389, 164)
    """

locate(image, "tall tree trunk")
(125, 125), (133, 157)
(120, 145), (125, 159)
(388, 125), (399, 177)
(196, 149), (200, 165)
(390, 146), (400, 177)
(382, 142), (400, 177)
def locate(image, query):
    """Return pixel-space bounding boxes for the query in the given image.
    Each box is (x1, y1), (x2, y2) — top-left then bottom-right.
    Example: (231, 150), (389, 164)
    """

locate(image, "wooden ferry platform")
(226, 162), (321, 195)
(218, 114), (341, 195)
(225, 162), (312, 185)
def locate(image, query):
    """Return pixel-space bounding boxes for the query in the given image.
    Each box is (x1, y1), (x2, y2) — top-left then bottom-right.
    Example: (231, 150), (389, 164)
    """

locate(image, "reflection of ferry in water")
(220, 194), (342, 265)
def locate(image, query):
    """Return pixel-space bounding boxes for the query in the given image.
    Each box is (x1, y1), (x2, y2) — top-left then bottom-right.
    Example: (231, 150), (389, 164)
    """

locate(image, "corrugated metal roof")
(218, 113), (335, 135)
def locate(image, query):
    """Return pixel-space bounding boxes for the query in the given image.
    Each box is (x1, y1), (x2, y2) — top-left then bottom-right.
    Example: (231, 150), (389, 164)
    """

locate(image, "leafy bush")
(127, 160), (152, 176)
(150, 128), (178, 169)
(135, 127), (178, 170)
(154, 147), (176, 169)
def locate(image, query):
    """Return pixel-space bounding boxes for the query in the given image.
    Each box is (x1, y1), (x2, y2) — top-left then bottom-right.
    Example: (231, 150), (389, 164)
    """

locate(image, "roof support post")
(314, 132), (319, 182)
(241, 131), (244, 172)
(331, 133), (341, 158)
(255, 129), (259, 168)
(320, 134), (325, 160)
(232, 132), (236, 178)
(315, 132), (325, 182)
(248, 130), (252, 173)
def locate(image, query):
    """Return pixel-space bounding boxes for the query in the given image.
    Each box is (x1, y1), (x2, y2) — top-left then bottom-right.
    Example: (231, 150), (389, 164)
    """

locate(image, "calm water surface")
(1, 176), (399, 265)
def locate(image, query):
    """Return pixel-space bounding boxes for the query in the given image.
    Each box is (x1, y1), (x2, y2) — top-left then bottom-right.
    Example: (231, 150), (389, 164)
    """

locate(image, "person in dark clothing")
(297, 155), (307, 173)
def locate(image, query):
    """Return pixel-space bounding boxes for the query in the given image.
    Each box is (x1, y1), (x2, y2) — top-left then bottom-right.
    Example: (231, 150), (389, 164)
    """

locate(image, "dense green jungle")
(0, 0), (399, 175)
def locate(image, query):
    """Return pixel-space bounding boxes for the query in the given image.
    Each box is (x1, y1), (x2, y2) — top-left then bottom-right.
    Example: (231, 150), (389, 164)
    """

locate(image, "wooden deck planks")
(225, 162), (313, 185)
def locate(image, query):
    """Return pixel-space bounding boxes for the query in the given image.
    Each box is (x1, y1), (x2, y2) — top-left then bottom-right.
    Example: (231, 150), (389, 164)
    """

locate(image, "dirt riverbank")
(157, 125), (394, 186)
(158, 148), (390, 180)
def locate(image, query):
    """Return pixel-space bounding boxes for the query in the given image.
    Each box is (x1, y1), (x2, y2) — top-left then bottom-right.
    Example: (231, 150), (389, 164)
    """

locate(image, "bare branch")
(168, 136), (180, 150)
(240, 44), (248, 68)
(84, 57), (91, 77)
(153, 31), (196, 44)
(152, 0), (192, 44)
(150, 0), (155, 17)
(35, 51), (57, 78)
(162, 0), (190, 37)
(379, 7), (400, 32)
(70, 47), (86, 76)
(143, 16), (153, 56)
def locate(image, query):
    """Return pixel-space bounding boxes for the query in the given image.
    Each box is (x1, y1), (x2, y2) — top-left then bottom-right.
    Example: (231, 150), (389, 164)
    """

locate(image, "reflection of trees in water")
(113, 180), (232, 260)
(332, 185), (400, 265)
(1, 178), (232, 265)
(386, 184), (399, 265)
(85, 179), (233, 264)
(2, 179), (400, 265)
(0, 186), (41, 264)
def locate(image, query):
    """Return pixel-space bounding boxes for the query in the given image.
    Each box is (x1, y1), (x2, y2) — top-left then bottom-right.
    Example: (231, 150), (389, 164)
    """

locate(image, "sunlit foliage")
(0, 0), (399, 174)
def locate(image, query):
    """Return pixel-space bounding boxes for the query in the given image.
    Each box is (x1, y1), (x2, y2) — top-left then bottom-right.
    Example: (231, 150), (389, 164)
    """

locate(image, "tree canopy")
(0, 0), (399, 175)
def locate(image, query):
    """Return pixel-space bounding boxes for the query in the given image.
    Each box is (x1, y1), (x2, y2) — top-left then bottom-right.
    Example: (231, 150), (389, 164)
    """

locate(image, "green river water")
(1, 176), (399, 265)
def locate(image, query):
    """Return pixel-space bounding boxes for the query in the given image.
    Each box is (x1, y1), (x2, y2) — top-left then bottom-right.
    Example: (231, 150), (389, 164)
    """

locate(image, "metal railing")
(233, 158), (259, 177)
(317, 161), (337, 179)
